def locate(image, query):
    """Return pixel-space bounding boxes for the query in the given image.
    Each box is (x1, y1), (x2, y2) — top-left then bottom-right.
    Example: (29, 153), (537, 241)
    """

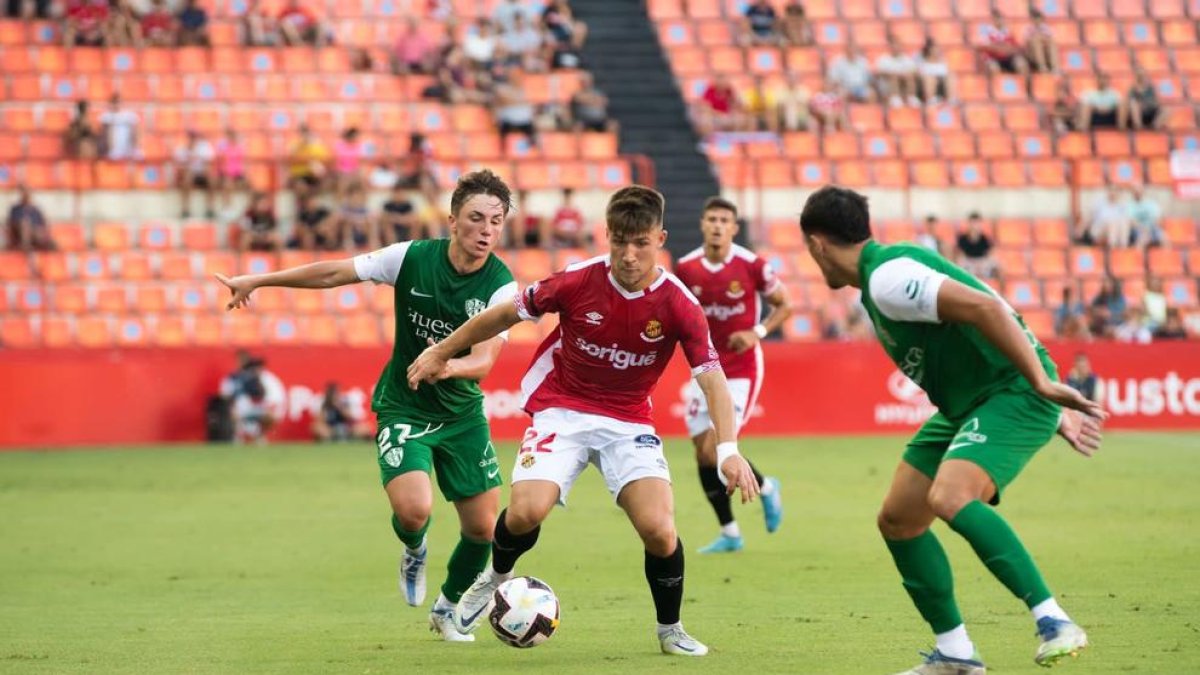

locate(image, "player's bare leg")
(880, 462), (986, 674)
(931, 461), (1086, 667)
(385, 472), (433, 608)
(694, 429), (781, 554)
(454, 480), (558, 635)
(618, 477), (708, 656)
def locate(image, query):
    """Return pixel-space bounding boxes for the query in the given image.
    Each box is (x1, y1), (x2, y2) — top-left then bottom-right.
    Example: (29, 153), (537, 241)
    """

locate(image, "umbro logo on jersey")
(585, 311), (604, 325)
(410, 288), (433, 298)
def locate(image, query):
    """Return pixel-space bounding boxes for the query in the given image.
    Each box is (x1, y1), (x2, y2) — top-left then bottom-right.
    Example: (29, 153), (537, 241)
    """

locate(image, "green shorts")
(375, 413), (501, 502)
(902, 389), (1061, 504)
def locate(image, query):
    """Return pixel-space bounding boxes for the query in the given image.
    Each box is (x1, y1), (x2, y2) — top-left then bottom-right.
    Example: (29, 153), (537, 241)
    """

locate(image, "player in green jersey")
(215, 170), (517, 642)
(798, 186), (1105, 675)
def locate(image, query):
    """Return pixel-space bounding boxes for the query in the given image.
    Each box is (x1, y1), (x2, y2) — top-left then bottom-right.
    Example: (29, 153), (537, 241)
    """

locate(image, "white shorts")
(512, 407), (671, 505)
(683, 377), (756, 438)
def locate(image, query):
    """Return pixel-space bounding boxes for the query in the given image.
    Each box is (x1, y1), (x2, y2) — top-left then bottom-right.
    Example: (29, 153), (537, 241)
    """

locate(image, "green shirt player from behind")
(798, 186), (1106, 675)
(216, 170), (518, 642)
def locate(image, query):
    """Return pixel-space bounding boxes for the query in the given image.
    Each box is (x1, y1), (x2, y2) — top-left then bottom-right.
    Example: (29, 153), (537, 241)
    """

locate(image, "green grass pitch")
(2, 432), (1198, 674)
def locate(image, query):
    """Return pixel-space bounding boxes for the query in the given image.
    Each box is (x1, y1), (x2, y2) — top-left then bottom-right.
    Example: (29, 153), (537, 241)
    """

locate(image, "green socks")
(949, 500), (1052, 608)
(885, 529), (963, 633)
(391, 514), (430, 551)
(441, 536), (492, 603)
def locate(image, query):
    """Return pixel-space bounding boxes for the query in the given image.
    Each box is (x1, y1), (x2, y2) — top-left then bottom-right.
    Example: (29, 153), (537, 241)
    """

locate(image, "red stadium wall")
(1, 341), (1199, 448)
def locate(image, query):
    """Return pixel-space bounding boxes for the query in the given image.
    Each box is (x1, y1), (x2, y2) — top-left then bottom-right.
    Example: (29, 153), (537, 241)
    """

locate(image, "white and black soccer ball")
(488, 576), (560, 648)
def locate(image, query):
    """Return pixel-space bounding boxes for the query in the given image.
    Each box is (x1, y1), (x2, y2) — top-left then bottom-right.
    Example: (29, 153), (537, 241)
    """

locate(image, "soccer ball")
(488, 576), (560, 648)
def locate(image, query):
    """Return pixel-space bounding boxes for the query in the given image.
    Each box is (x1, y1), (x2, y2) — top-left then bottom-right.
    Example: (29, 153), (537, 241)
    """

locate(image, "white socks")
(432, 593), (454, 612)
(1031, 597), (1071, 623)
(935, 624), (976, 660)
(720, 522), (741, 538)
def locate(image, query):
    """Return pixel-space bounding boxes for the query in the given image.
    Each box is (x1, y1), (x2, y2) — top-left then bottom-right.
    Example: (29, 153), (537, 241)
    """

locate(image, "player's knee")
(461, 520), (494, 542)
(505, 500), (551, 534)
(926, 485), (972, 522)
(876, 507), (927, 540)
(639, 521), (678, 557)
(393, 506), (432, 533)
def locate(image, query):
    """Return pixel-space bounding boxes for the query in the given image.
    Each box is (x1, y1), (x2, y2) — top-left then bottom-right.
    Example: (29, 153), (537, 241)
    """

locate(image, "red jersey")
(515, 256), (721, 425)
(702, 85), (735, 114)
(674, 244), (781, 380)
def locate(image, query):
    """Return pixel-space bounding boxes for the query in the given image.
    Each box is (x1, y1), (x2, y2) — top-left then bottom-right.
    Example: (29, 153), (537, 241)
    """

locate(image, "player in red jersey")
(674, 197), (792, 554)
(407, 185), (759, 656)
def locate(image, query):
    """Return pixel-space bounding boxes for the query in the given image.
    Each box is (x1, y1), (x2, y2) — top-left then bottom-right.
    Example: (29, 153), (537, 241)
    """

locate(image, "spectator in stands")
(1143, 277), (1168, 330)
(1049, 79), (1078, 133)
(875, 35), (920, 108)
(391, 16), (434, 75)
(828, 41), (874, 103)
(240, 0), (278, 46)
(1127, 184), (1163, 249)
(918, 38), (955, 106)
(1092, 276), (1128, 326)
(429, 47), (473, 103)
(1154, 308), (1189, 340)
(289, 193), (334, 250)
(327, 183), (377, 250)
(494, 74), (539, 146)
(1024, 8), (1058, 74)
(743, 76), (779, 132)
(107, 0), (142, 46)
(569, 73), (615, 132)
(1082, 183), (1133, 248)
(1086, 304), (1114, 339)
(1059, 313), (1091, 340)
(809, 81), (849, 132)
(776, 74), (811, 131)
(464, 18), (499, 70)
(139, 0), (177, 47)
(332, 127), (364, 197)
(1054, 286), (1087, 336)
(174, 130), (215, 219)
(278, 0), (329, 47)
(542, 0), (586, 68)
(508, 189), (546, 247)
(350, 46), (374, 72)
(954, 212), (998, 279)
(696, 74), (747, 136)
(5, 185), (54, 251)
(494, 0), (532, 32)
(236, 191), (280, 252)
(1128, 68), (1164, 131)
(63, 0), (109, 47)
(287, 123), (330, 199)
(380, 183), (423, 244)
(176, 0), (208, 46)
(1066, 353), (1102, 404)
(741, 0), (781, 46)
(215, 128), (248, 210)
(64, 100), (99, 160)
(781, 0), (812, 46)
(1078, 73), (1128, 131)
(8, 0), (50, 18)
(396, 132), (439, 211)
(99, 92), (139, 161)
(1115, 303), (1153, 344)
(501, 13), (547, 72)
(977, 9), (1028, 75)
(312, 382), (372, 442)
(231, 364), (279, 445)
(915, 214), (942, 254)
(550, 188), (588, 249)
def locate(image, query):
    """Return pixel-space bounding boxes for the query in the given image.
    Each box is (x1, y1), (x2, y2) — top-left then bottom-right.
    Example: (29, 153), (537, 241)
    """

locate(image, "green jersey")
(857, 240), (1057, 421)
(354, 238), (517, 422)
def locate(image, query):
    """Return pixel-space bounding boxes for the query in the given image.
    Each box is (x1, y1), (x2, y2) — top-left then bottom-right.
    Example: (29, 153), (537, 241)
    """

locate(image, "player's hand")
(726, 330), (759, 354)
(215, 273), (256, 311)
(720, 454), (760, 504)
(406, 341), (451, 390)
(1057, 408), (1104, 458)
(1035, 380), (1108, 420)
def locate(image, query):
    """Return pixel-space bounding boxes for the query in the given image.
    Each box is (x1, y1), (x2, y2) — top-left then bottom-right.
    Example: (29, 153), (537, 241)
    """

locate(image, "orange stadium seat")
(952, 161), (987, 187)
(0, 317), (38, 348)
(995, 248), (1030, 276)
(1163, 218), (1197, 245)
(1161, 19), (1196, 46)
(873, 160), (908, 187)
(926, 106), (962, 131)
(822, 132), (860, 160)
(836, 161), (872, 187)
(117, 252), (154, 281)
(1094, 132), (1132, 158)
(1032, 248), (1068, 277)
(794, 160), (830, 186)
(1165, 278), (1199, 307)
(990, 160), (1027, 186)
(1029, 160), (1068, 187)
(886, 107), (924, 131)
(154, 315), (188, 346)
(849, 105), (886, 132)
(782, 313), (818, 341)
(898, 131), (935, 158)
(977, 131), (1015, 158)
(1107, 248), (1146, 278)
(344, 313), (382, 347)
(1148, 248), (1185, 276)
(940, 132), (977, 159)
(963, 105), (1002, 131)
(1069, 247), (1105, 278)
(912, 161), (950, 187)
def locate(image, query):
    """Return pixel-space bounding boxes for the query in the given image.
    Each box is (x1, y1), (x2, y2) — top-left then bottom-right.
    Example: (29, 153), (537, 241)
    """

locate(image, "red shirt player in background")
(675, 197), (792, 554)
(408, 185), (758, 657)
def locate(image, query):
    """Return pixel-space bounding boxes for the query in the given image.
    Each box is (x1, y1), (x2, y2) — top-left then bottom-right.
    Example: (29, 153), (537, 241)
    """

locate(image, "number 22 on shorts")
(519, 428), (556, 455)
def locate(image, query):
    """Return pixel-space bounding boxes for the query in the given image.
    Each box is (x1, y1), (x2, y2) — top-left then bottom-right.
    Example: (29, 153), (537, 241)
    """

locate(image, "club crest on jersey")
(641, 319), (665, 343)
(465, 298), (486, 317)
(726, 280), (746, 299)
(520, 454), (536, 469)
(585, 311), (604, 325)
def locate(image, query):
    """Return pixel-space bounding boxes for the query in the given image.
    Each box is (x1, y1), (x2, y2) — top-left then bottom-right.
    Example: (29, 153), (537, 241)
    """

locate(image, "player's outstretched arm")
(936, 279), (1107, 420)
(214, 260), (360, 311)
(694, 368), (760, 504)
(728, 283), (793, 354)
(407, 302), (522, 389)
(440, 336), (506, 382)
